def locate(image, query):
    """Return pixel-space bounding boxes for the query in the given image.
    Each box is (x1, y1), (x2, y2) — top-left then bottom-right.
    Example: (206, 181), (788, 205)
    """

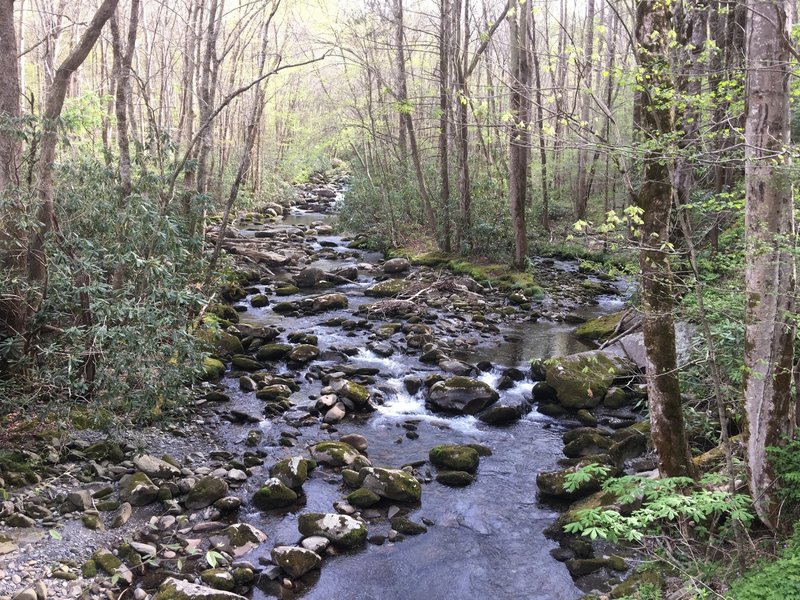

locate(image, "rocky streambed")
(0, 181), (655, 600)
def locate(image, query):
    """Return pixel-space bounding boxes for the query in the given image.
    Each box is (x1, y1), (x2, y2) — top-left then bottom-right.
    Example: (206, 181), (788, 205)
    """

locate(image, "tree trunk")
(438, 0), (451, 252)
(508, 0), (530, 270)
(743, 0), (796, 529)
(635, 0), (697, 479)
(530, 9), (550, 231)
(574, 0), (595, 220)
(28, 0), (121, 288)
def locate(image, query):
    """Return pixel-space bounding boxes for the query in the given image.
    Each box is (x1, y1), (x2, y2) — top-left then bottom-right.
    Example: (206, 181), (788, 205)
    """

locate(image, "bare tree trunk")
(453, 0), (470, 251)
(28, 0), (120, 288)
(574, 0), (595, 220)
(743, 0), (796, 529)
(110, 0), (141, 204)
(508, 0), (530, 270)
(439, 0), (451, 252)
(530, 9), (550, 231)
(635, 0), (697, 479)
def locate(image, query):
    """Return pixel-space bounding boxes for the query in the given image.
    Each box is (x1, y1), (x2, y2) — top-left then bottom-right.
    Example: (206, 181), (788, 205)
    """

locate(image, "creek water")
(218, 206), (625, 600)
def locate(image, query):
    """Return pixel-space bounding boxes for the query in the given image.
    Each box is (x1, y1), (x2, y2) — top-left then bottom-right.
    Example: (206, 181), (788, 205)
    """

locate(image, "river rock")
(346, 487), (381, 508)
(133, 455), (181, 479)
(309, 441), (361, 467)
(200, 569), (235, 591)
(119, 472), (159, 506)
(390, 516), (428, 535)
(365, 279), (410, 297)
(185, 476), (229, 509)
(256, 384), (293, 401)
(110, 502), (132, 528)
(360, 467), (421, 502)
(231, 355), (263, 371)
(429, 445), (479, 472)
(435, 470), (475, 487)
(536, 460), (613, 500)
(297, 513), (367, 548)
(209, 523), (267, 556)
(271, 546), (322, 578)
(383, 258), (411, 273)
(426, 376), (500, 415)
(311, 293), (348, 312)
(256, 343), (293, 360)
(294, 267), (326, 288)
(330, 379), (370, 406)
(153, 577), (246, 600)
(544, 350), (635, 410)
(339, 433), (368, 452)
(252, 478), (298, 510)
(269, 457), (309, 490)
(288, 344), (321, 363)
(562, 429), (615, 458)
(478, 402), (529, 425)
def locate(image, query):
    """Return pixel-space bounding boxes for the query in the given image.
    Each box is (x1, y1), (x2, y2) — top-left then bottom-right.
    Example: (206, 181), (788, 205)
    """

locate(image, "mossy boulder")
(201, 357), (226, 381)
(256, 343), (293, 360)
(545, 350), (635, 410)
(153, 577), (247, 600)
(390, 517), (428, 535)
(309, 441), (361, 467)
(200, 569), (235, 592)
(436, 470), (475, 486)
(383, 258), (411, 273)
(208, 304), (240, 324)
(209, 523), (267, 557)
(574, 311), (625, 342)
(269, 457), (309, 490)
(119, 472), (158, 506)
(330, 379), (370, 406)
(256, 384), (293, 401)
(429, 445), (480, 472)
(536, 459), (614, 501)
(427, 376), (500, 415)
(231, 355), (263, 371)
(297, 513), (367, 549)
(288, 344), (320, 364)
(276, 284), (299, 296)
(562, 430), (615, 459)
(360, 467), (421, 502)
(249, 294), (269, 308)
(610, 570), (664, 599)
(252, 478), (298, 510)
(365, 279), (411, 297)
(271, 546), (322, 578)
(185, 476), (229, 509)
(85, 441), (125, 463)
(346, 487), (381, 508)
(197, 329), (244, 357)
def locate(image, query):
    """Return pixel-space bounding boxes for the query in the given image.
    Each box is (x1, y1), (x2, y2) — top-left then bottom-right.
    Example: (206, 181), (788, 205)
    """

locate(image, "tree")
(508, 0), (530, 271)
(635, 0), (697, 479)
(743, 0), (796, 529)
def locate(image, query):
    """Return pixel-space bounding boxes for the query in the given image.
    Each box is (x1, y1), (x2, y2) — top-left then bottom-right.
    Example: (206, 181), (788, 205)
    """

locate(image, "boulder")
(271, 546), (321, 579)
(209, 523), (267, 557)
(536, 460), (613, 501)
(311, 293), (348, 312)
(269, 457), (309, 490)
(133, 455), (181, 479)
(426, 377), (499, 415)
(294, 267), (326, 288)
(256, 344), (293, 361)
(297, 513), (367, 549)
(545, 350), (635, 410)
(383, 258), (411, 274)
(252, 478), (298, 510)
(309, 441), (361, 467)
(153, 577), (246, 600)
(119, 472), (159, 506)
(360, 467), (421, 502)
(429, 445), (479, 472)
(435, 470), (475, 487)
(288, 344), (321, 364)
(346, 487), (381, 508)
(365, 279), (410, 297)
(230, 355), (263, 372)
(330, 379), (370, 406)
(478, 402), (529, 425)
(390, 517), (427, 535)
(185, 476), (229, 509)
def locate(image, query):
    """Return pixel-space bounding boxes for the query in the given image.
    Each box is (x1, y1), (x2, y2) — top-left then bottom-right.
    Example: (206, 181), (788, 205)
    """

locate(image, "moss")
(447, 261), (544, 298)
(310, 441), (359, 467)
(92, 549), (122, 575)
(574, 311), (625, 342)
(256, 343), (292, 360)
(81, 560), (97, 578)
(201, 357), (226, 381)
(288, 344), (320, 363)
(429, 445), (480, 472)
(275, 284), (300, 296)
(385, 247), (453, 266)
(365, 279), (411, 297)
(252, 479), (298, 510)
(208, 303), (240, 324)
(346, 487), (381, 508)
(200, 569), (236, 592)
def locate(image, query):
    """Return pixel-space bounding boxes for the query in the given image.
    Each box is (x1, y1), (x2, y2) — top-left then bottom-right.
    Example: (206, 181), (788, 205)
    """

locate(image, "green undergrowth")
(729, 525), (800, 599)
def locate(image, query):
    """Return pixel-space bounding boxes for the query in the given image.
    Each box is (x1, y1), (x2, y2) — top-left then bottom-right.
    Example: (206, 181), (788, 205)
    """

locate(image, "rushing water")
(217, 206), (625, 600)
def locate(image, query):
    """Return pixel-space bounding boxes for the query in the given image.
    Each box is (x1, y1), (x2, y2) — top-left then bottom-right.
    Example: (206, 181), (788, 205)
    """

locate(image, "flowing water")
(217, 206), (625, 600)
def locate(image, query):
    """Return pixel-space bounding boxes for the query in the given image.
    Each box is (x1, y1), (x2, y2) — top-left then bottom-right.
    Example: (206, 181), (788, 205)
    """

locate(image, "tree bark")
(438, 0), (451, 252)
(635, 0), (697, 479)
(743, 0), (796, 529)
(508, 0), (530, 270)
(574, 0), (595, 220)
(28, 0), (121, 288)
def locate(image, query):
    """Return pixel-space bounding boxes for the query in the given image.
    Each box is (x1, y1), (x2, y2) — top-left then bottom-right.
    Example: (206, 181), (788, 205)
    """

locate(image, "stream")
(213, 200), (626, 600)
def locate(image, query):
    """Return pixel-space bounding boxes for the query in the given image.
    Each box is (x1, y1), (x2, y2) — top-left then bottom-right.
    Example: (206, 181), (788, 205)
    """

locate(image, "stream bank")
(0, 179), (653, 600)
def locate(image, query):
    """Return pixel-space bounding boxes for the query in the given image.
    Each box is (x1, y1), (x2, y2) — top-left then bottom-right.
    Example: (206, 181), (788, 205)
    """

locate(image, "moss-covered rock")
(309, 441), (361, 467)
(562, 430), (615, 459)
(119, 472), (158, 506)
(250, 294), (269, 308)
(390, 517), (428, 535)
(201, 357), (226, 382)
(574, 311), (625, 342)
(255, 343), (293, 360)
(429, 445), (480, 472)
(197, 328), (244, 356)
(288, 344), (320, 364)
(536, 459), (614, 501)
(365, 279), (411, 297)
(275, 284), (300, 296)
(208, 304), (240, 324)
(271, 546), (322, 579)
(545, 350), (635, 410)
(297, 513), (367, 549)
(231, 355), (263, 371)
(360, 467), (421, 502)
(346, 487), (381, 508)
(252, 478), (298, 510)
(185, 476), (229, 509)
(200, 569), (235, 592)
(153, 577), (247, 600)
(610, 570), (664, 599)
(435, 470), (475, 487)
(256, 384), (293, 401)
(330, 379), (370, 406)
(269, 457), (309, 490)
(208, 523), (267, 557)
(311, 293), (348, 312)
